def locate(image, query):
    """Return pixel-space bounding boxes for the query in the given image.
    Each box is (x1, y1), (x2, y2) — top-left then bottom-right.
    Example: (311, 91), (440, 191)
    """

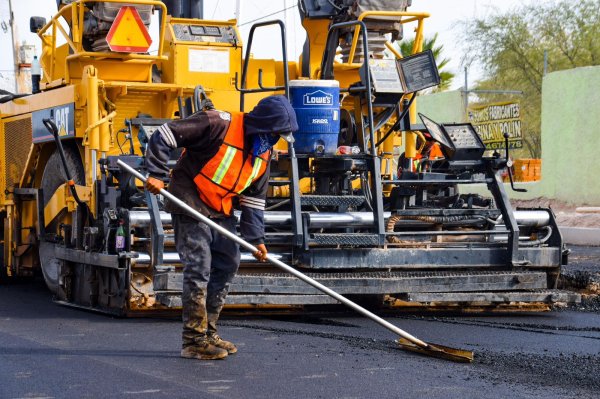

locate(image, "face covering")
(252, 133), (280, 157)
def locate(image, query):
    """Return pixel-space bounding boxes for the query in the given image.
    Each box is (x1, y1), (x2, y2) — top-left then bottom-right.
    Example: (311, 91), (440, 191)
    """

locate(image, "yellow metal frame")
(298, 11), (431, 195)
(306, 10), (428, 184)
(0, 85), (75, 118)
(44, 183), (91, 227)
(159, 16), (246, 109)
(347, 11), (429, 65)
(347, 11), (428, 161)
(37, 0), (168, 84)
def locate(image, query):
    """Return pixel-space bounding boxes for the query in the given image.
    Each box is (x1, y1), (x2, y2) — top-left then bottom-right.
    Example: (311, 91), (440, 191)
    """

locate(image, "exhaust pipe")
(129, 210), (551, 229)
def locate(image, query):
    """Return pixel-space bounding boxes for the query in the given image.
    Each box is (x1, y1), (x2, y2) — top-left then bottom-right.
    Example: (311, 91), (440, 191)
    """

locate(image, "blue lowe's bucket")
(289, 80), (340, 155)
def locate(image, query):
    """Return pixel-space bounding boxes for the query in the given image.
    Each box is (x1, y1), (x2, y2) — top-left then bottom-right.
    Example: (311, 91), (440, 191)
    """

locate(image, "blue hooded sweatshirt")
(244, 95), (299, 157)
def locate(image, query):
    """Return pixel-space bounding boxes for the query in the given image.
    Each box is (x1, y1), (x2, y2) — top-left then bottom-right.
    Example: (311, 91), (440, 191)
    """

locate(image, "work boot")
(207, 332), (237, 354)
(180, 342), (228, 360)
(206, 312), (237, 354)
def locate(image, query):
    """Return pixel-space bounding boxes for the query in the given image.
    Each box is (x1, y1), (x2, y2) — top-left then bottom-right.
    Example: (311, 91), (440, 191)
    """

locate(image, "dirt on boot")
(207, 333), (238, 354)
(181, 343), (228, 360)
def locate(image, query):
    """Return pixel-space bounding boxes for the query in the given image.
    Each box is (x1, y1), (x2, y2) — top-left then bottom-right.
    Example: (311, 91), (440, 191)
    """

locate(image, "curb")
(560, 227), (600, 246)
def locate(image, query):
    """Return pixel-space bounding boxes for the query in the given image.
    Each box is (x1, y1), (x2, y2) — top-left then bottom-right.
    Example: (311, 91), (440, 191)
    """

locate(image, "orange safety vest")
(193, 112), (270, 215)
(413, 143), (444, 171)
(429, 143), (443, 158)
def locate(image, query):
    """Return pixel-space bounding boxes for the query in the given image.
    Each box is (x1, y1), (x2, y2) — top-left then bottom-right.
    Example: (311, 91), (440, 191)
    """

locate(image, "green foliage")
(394, 33), (455, 91)
(463, 0), (600, 158)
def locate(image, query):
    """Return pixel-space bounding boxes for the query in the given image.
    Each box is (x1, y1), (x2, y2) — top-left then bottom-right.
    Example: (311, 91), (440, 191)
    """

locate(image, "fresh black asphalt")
(1, 246), (599, 399)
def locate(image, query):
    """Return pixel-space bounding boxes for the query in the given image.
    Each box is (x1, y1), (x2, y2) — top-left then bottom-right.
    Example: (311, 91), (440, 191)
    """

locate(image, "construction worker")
(397, 135), (444, 174)
(144, 95), (299, 360)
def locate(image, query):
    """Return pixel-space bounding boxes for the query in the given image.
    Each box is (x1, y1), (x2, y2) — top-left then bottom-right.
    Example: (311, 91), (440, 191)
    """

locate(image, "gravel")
(476, 350), (600, 398)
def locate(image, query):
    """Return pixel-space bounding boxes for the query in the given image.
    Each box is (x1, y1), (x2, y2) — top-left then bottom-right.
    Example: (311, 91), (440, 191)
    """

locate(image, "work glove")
(253, 243), (268, 262)
(146, 176), (164, 195)
(203, 97), (215, 111)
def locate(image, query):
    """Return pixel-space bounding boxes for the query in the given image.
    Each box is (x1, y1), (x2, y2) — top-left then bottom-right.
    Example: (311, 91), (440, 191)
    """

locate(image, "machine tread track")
(300, 195), (365, 207)
(154, 270), (550, 296)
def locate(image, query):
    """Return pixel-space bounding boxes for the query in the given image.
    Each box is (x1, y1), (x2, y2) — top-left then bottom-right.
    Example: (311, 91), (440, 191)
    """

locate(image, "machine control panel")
(172, 24), (238, 45)
(419, 113), (486, 162)
(419, 113), (452, 149)
(369, 59), (404, 94)
(444, 124), (483, 149)
(397, 50), (440, 93)
(366, 50), (440, 98)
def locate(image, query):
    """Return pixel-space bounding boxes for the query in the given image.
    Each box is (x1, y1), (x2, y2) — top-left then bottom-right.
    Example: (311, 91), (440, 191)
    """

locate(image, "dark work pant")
(172, 213), (240, 346)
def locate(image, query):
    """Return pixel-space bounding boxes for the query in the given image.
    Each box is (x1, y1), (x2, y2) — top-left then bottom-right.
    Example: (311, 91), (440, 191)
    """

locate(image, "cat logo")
(54, 106), (70, 137)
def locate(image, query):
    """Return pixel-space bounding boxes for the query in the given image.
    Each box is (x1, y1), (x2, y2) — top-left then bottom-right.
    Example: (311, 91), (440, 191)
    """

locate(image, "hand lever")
(504, 132), (527, 193)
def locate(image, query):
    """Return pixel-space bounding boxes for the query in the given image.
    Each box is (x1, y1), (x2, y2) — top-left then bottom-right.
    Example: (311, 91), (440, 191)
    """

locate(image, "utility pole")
(235, 0), (242, 25)
(283, 0), (291, 58)
(8, 0), (18, 93)
(463, 66), (468, 112)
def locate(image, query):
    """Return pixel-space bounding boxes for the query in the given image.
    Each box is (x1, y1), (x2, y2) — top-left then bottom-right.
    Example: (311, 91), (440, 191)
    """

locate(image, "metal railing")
(36, 0), (167, 83)
(347, 11), (430, 65)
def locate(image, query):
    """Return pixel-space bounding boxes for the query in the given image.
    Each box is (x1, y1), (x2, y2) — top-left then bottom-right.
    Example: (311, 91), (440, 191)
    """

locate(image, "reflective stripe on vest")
(239, 157), (264, 193)
(212, 146), (237, 184)
(193, 112), (270, 215)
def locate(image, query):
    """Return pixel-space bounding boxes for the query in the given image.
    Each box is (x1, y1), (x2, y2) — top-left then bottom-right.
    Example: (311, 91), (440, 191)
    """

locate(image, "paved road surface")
(1, 247), (599, 399)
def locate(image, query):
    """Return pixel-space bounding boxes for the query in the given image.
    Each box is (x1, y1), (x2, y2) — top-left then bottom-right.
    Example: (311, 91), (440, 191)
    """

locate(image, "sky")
(1, 0), (553, 92)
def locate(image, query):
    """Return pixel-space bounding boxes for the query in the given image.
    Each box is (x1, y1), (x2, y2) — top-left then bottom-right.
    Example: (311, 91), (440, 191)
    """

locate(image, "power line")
(210, 0), (221, 20)
(239, 4), (298, 27)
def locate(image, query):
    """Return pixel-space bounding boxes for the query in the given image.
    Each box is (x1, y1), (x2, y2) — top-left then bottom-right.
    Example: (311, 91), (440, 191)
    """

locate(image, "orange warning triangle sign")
(106, 6), (152, 53)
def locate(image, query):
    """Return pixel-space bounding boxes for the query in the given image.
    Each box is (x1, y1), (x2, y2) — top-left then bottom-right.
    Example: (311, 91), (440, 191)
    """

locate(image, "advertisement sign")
(467, 102), (523, 150)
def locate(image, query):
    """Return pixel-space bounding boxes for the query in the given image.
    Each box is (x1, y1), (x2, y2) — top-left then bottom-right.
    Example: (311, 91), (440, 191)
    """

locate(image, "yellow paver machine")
(0, 0), (578, 316)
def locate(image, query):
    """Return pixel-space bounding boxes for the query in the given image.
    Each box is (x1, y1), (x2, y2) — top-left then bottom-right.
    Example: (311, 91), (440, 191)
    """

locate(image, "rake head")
(397, 338), (474, 363)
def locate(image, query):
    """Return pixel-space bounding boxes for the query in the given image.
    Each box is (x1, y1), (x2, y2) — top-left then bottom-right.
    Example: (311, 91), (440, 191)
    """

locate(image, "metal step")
(156, 289), (580, 308)
(300, 195), (365, 207)
(402, 289), (581, 304)
(301, 247), (562, 270)
(311, 233), (380, 246)
(156, 294), (339, 308)
(154, 270), (549, 295)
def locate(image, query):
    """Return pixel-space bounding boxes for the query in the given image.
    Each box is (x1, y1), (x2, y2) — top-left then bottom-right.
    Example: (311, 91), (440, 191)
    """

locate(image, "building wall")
(415, 66), (600, 206)
(0, 1), (16, 93)
(540, 66), (600, 205)
(416, 90), (466, 123)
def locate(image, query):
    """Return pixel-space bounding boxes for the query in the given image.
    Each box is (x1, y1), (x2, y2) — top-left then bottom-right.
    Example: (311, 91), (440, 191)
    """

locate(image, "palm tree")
(394, 33), (455, 91)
